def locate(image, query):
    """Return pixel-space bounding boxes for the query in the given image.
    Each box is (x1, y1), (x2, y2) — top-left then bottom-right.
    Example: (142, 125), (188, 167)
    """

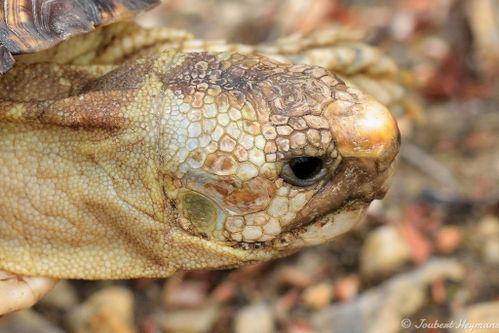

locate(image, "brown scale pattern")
(164, 53), (344, 118)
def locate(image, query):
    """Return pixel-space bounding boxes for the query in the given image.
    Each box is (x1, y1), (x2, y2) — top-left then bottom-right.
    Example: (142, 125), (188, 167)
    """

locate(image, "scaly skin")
(0, 24), (400, 313)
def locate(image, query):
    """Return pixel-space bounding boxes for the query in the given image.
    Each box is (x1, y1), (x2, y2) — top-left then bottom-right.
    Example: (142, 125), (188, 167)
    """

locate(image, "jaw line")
(276, 206), (367, 249)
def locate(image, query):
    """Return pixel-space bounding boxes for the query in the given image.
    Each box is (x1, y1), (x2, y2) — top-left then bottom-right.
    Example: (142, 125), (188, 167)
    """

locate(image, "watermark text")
(401, 318), (499, 331)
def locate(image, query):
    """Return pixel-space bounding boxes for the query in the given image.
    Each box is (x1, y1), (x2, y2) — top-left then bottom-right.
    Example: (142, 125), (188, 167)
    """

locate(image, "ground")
(0, 0), (498, 332)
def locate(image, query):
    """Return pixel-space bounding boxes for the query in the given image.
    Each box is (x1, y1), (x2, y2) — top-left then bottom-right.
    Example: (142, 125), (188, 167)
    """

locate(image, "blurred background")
(1, 0), (498, 332)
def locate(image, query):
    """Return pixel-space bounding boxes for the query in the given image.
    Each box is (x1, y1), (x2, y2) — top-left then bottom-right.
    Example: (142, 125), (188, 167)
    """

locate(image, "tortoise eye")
(281, 156), (327, 187)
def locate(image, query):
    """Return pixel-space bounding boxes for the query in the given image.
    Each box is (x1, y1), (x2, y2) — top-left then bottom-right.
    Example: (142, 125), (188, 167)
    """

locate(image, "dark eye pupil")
(289, 157), (323, 180)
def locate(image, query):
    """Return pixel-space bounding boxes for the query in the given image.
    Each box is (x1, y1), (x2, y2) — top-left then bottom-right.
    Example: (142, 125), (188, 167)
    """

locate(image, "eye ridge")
(281, 156), (328, 187)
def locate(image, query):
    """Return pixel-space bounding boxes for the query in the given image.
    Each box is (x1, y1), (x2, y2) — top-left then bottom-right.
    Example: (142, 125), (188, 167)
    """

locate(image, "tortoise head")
(157, 52), (400, 256)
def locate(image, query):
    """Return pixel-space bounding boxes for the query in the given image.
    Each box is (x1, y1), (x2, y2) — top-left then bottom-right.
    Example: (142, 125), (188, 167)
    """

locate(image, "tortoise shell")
(0, 0), (160, 73)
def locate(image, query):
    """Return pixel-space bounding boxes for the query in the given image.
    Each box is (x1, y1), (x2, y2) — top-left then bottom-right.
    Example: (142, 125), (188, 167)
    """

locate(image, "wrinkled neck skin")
(0, 51), (399, 279)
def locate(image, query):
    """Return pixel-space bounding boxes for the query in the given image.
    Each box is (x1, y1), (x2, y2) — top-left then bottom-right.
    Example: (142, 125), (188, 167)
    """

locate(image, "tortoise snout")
(325, 95), (400, 170)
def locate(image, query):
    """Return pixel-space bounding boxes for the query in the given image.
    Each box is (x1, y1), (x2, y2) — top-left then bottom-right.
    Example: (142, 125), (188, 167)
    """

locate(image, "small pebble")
(276, 250), (327, 288)
(286, 319), (314, 333)
(482, 239), (499, 265)
(156, 305), (219, 333)
(435, 226), (463, 254)
(234, 303), (275, 333)
(334, 275), (359, 302)
(360, 225), (411, 278)
(477, 216), (499, 238)
(65, 286), (136, 333)
(163, 280), (208, 308)
(475, 215), (499, 265)
(302, 282), (334, 310)
(276, 266), (314, 288)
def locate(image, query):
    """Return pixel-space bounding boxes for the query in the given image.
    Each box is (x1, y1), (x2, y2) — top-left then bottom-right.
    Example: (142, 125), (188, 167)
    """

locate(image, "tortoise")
(0, 0), (400, 314)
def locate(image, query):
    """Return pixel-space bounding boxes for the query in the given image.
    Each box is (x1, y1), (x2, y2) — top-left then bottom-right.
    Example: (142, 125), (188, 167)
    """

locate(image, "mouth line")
(231, 200), (367, 251)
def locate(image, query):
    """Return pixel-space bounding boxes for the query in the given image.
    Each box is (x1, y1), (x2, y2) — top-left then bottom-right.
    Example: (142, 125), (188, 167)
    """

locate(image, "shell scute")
(0, 0), (159, 73)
